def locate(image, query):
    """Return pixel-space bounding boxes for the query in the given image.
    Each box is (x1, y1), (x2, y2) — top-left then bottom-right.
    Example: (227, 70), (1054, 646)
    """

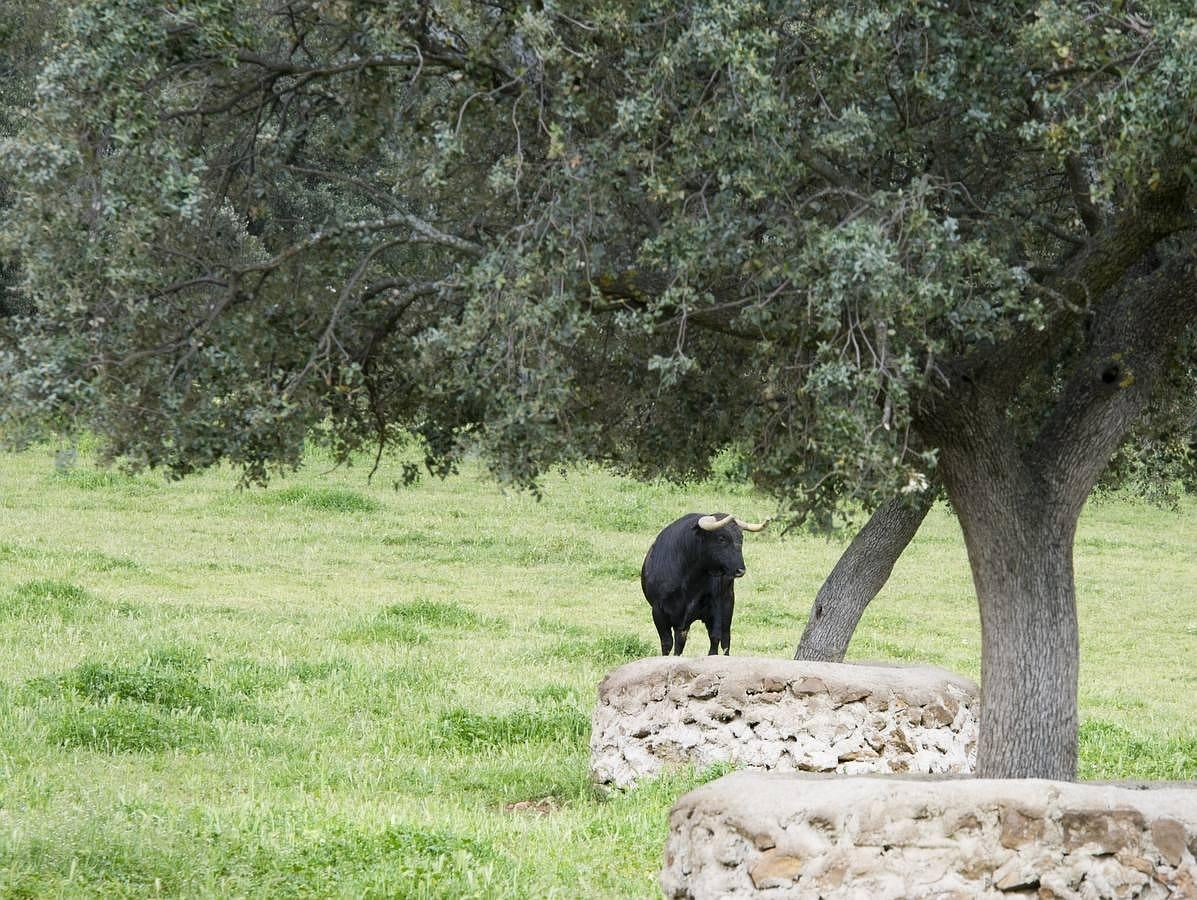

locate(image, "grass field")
(0, 444), (1194, 897)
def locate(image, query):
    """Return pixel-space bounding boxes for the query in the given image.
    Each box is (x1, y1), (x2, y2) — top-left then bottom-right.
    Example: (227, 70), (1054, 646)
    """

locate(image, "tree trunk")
(949, 474), (1081, 779)
(794, 490), (935, 663)
(929, 400), (1085, 779)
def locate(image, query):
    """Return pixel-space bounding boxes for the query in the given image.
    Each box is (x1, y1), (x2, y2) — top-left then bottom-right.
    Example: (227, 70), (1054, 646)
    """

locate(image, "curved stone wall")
(661, 772), (1197, 898)
(590, 657), (978, 789)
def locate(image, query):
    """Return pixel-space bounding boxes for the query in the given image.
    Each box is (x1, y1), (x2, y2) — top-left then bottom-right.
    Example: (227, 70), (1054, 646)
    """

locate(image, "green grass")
(0, 446), (1193, 896)
(261, 485), (381, 513)
(0, 579), (95, 620)
(432, 707), (590, 750)
(47, 703), (218, 753)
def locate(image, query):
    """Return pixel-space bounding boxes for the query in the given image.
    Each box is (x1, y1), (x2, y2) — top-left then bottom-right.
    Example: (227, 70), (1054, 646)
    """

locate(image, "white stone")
(661, 772), (1197, 899)
(591, 657), (979, 789)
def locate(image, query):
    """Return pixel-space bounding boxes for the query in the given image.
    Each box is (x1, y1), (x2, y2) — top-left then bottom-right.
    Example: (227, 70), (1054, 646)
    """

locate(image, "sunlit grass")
(0, 444), (1193, 895)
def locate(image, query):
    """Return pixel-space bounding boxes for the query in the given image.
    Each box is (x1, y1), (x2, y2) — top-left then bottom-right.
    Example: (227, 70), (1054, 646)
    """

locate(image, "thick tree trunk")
(948, 474), (1081, 779)
(933, 411), (1086, 779)
(794, 490), (934, 663)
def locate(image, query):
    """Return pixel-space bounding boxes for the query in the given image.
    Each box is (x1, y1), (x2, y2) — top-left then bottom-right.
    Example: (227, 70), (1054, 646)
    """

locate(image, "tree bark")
(794, 490), (935, 663)
(968, 508), (1080, 779)
(938, 433), (1081, 779)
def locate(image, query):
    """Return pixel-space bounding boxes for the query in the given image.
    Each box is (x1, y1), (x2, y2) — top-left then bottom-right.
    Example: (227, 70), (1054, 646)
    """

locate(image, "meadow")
(0, 443), (1194, 897)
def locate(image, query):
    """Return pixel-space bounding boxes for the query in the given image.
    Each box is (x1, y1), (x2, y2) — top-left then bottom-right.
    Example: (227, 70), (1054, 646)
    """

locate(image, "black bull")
(640, 512), (766, 656)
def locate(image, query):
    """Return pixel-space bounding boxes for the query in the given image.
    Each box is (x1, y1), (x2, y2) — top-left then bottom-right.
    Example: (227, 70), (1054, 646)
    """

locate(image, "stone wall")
(661, 772), (1197, 898)
(590, 657), (978, 789)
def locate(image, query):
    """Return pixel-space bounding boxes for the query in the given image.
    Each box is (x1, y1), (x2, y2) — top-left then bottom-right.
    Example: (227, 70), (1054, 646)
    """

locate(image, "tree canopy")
(3, 0), (1196, 778)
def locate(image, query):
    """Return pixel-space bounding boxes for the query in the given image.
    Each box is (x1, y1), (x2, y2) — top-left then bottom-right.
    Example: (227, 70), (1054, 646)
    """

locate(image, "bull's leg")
(652, 607), (673, 655)
(722, 595), (734, 655)
(704, 612), (722, 656)
(673, 627), (689, 656)
(706, 629), (720, 655)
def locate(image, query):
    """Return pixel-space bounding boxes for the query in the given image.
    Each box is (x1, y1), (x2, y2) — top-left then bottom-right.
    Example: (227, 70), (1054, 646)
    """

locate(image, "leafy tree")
(0, 0), (61, 317)
(3, 0), (1196, 779)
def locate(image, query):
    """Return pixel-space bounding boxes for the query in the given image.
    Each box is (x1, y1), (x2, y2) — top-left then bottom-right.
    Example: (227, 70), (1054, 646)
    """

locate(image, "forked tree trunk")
(794, 490), (935, 663)
(931, 255), (1195, 779)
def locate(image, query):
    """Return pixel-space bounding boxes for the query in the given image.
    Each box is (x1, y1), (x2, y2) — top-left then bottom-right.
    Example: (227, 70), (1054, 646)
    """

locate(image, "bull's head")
(695, 513), (768, 578)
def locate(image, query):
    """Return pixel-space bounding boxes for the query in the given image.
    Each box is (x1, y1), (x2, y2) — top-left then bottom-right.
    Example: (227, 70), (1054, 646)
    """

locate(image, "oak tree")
(4, 0), (1196, 778)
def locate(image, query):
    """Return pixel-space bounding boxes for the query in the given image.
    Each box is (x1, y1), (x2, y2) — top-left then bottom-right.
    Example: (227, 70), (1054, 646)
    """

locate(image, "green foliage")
(337, 600), (501, 644)
(53, 467), (160, 494)
(5, 0), (1194, 522)
(335, 619), (430, 646)
(0, 541), (142, 573)
(593, 634), (656, 665)
(1078, 720), (1197, 781)
(527, 683), (582, 706)
(26, 649), (269, 726)
(550, 632), (656, 665)
(382, 528), (600, 566)
(0, 0), (62, 319)
(739, 604), (803, 628)
(44, 660), (218, 712)
(248, 824), (505, 898)
(384, 599), (480, 629)
(223, 657), (346, 693)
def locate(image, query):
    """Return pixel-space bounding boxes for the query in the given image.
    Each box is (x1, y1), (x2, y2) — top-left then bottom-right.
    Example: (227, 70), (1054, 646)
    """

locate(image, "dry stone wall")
(661, 772), (1197, 898)
(590, 657), (978, 789)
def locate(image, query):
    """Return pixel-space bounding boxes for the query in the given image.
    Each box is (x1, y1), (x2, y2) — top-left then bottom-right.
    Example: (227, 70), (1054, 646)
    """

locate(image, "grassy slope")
(0, 446), (1193, 897)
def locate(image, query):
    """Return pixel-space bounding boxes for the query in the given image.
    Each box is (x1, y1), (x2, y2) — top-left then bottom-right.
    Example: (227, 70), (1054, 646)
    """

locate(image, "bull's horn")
(734, 517), (768, 532)
(697, 514), (735, 531)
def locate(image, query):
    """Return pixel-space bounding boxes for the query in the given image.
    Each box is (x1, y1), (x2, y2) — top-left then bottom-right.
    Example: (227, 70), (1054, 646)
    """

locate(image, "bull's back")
(640, 528), (705, 618)
(640, 535), (686, 610)
(640, 540), (656, 604)
(636, 540), (675, 605)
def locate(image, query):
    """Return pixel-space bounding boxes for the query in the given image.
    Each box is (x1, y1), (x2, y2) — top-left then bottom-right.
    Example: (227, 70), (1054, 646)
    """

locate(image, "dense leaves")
(3, 0), (1197, 780)
(1, 0), (1195, 517)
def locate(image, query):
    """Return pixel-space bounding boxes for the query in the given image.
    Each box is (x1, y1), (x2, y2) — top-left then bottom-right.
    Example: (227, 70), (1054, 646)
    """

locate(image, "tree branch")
(1064, 155), (1105, 236)
(931, 185), (1192, 415)
(1032, 252), (1197, 517)
(233, 213), (484, 276)
(587, 269), (768, 342)
(233, 49), (423, 76)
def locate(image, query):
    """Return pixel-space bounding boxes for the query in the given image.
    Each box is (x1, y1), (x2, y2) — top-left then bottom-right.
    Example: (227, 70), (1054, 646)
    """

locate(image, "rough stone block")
(661, 772), (1197, 899)
(590, 657), (978, 789)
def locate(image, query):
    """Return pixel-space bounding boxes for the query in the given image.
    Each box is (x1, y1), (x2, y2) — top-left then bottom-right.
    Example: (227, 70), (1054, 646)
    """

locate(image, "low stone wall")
(589, 657), (978, 789)
(661, 772), (1197, 898)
